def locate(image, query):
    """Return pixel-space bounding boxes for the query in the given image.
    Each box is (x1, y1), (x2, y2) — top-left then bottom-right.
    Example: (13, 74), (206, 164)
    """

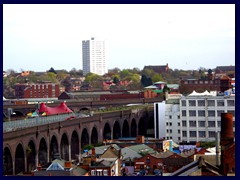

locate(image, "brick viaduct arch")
(3, 109), (154, 175)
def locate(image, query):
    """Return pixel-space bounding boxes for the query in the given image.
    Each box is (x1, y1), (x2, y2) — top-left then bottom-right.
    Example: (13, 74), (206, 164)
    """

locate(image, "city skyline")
(3, 4), (235, 72)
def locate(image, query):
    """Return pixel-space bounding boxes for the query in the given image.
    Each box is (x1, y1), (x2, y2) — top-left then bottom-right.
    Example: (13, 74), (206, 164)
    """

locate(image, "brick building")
(15, 83), (60, 99)
(179, 75), (232, 94)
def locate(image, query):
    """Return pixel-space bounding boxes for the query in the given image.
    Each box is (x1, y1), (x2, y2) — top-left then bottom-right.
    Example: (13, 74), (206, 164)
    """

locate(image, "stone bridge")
(3, 107), (154, 175)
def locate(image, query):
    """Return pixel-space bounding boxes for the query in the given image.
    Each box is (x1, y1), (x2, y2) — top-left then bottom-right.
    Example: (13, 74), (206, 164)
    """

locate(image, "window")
(198, 110), (205, 117)
(178, 137), (181, 141)
(182, 121), (187, 127)
(199, 131), (206, 137)
(182, 131), (187, 137)
(217, 100), (224, 106)
(189, 121), (196, 127)
(170, 129), (172, 133)
(169, 122), (172, 126)
(178, 115), (180, 119)
(166, 122), (168, 126)
(217, 110), (225, 117)
(182, 100), (186, 106)
(198, 121), (205, 127)
(198, 100), (205, 106)
(91, 170), (96, 176)
(178, 122), (180, 126)
(146, 157), (150, 164)
(169, 115), (172, 119)
(208, 100), (215, 106)
(227, 100), (235, 106)
(209, 131), (216, 138)
(182, 110), (186, 116)
(178, 130), (180, 134)
(103, 170), (108, 176)
(208, 121), (215, 127)
(217, 121), (221, 127)
(208, 110), (215, 117)
(205, 81), (208, 84)
(167, 129), (169, 133)
(190, 131), (196, 137)
(189, 100), (196, 106)
(189, 110), (196, 117)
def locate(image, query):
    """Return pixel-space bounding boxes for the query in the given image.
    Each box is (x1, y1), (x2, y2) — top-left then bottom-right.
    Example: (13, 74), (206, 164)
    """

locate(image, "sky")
(3, 4), (235, 72)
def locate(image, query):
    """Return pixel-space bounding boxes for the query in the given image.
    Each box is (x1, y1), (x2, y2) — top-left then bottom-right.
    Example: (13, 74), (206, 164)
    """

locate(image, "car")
(65, 116), (76, 120)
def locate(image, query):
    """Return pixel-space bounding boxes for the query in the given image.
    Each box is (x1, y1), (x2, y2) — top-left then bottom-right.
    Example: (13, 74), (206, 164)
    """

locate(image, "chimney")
(215, 131), (220, 166)
(220, 113), (234, 176)
(92, 148), (95, 156)
(65, 161), (71, 169)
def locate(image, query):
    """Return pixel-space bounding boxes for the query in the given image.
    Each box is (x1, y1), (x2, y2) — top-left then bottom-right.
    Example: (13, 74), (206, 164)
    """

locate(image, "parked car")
(65, 116), (76, 120)
(153, 169), (162, 176)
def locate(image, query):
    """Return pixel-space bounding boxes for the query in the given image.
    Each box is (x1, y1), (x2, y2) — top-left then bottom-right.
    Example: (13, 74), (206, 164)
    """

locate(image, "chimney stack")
(220, 113), (234, 176)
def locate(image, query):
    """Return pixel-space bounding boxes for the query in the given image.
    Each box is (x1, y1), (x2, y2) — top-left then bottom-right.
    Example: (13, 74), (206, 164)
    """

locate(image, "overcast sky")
(3, 4), (235, 72)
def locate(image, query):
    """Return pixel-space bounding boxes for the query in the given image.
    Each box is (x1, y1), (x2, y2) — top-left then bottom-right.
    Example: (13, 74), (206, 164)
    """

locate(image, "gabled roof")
(121, 144), (156, 161)
(170, 156), (221, 176)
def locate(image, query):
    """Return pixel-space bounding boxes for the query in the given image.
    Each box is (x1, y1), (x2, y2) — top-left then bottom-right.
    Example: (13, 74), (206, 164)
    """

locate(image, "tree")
(152, 73), (163, 83)
(113, 76), (120, 84)
(48, 67), (57, 74)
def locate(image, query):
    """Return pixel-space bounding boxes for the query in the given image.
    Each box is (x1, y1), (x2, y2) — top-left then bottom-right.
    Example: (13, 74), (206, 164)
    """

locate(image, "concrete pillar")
(12, 158), (15, 175)
(68, 144), (71, 162)
(35, 152), (39, 169)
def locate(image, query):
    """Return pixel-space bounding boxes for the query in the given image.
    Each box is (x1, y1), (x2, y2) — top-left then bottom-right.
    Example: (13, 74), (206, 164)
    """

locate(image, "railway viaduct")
(3, 107), (155, 175)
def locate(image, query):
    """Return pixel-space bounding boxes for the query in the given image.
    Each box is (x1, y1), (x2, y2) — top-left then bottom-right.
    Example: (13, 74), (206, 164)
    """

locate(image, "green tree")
(152, 73), (163, 83)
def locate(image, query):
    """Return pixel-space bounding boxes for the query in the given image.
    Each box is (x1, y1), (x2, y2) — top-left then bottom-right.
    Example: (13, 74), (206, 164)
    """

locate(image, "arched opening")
(113, 121), (121, 139)
(122, 120), (130, 137)
(39, 138), (48, 166)
(138, 117), (146, 136)
(50, 135), (59, 161)
(71, 131), (79, 160)
(81, 128), (89, 150)
(103, 123), (111, 140)
(131, 118), (137, 137)
(60, 133), (69, 161)
(3, 147), (13, 175)
(91, 127), (98, 145)
(26, 140), (36, 172)
(15, 144), (25, 175)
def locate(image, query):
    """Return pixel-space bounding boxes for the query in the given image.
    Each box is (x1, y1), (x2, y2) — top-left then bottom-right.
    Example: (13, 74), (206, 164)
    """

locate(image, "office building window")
(217, 121), (221, 127)
(208, 110), (215, 117)
(182, 131), (187, 137)
(190, 131), (196, 137)
(209, 131), (216, 138)
(199, 131), (206, 137)
(189, 110), (196, 117)
(189, 100), (196, 106)
(198, 100), (205, 106)
(182, 100), (186, 106)
(169, 115), (172, 119)
(189, 121), (196, 127)
(227, 100), (235, 106)
(182, 121), (187, 127)
(178, 122), (180, 126)
(208, 121), (215, 127)
(207, 100), (215, 106)
(198, 121), (205, 127)
(178, 130), (180, 134)
(217, 100), (224, 106)
(182, 110), (186, 116)
(198, 110), (205, 117)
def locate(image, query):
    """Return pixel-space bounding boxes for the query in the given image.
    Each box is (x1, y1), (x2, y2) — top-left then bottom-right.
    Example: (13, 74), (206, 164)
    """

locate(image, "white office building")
(180, 91), (235, 143)
(154, 94), (182, 143)
(82, 37), (107, 76)
(154, 91), (235, 144)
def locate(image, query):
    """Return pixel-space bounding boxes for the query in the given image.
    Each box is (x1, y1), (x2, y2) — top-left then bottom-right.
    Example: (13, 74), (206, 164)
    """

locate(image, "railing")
(3, 113), (77, 132)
